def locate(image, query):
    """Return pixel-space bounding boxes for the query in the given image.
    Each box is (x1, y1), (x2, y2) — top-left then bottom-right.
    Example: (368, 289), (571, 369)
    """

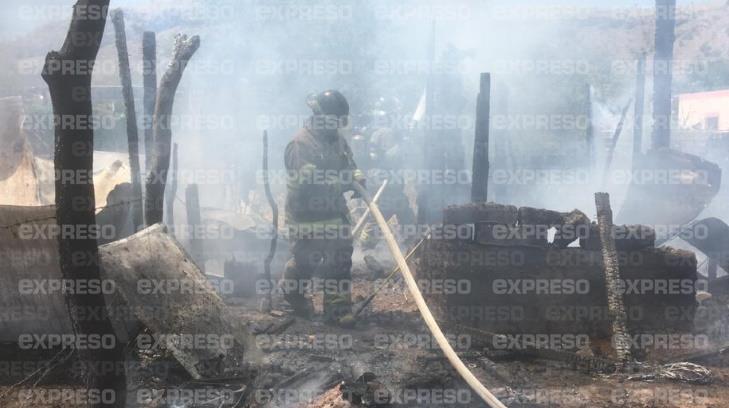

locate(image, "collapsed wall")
(415, 202), (698, 345)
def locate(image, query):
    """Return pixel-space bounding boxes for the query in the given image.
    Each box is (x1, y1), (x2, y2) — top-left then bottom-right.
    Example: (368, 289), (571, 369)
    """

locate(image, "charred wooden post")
(142, 31), (157, 176)
(164, 142), (178, 229)
(633, 55), (646, 162)
(111, 9), (143, 231)
(185, 183), (204, 271)
(261, 131), (277, 311)
(471, 73), (490, 203)
(652, 0), (677, 149)
(41, 0), (126, 406)
(594, 192), (632, 363)
(144, 34), (200, 225)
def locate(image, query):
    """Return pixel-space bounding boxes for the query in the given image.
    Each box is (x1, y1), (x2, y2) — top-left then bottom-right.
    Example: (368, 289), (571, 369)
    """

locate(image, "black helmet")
(307, 90), (349, 117)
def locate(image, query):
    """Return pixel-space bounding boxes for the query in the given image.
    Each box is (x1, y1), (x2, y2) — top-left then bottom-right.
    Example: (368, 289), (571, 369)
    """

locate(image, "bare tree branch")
(144, 34), (200, 225)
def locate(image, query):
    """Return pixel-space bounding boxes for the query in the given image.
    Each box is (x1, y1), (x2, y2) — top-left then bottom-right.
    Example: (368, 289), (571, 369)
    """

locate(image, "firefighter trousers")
(283, 235), (353, 321)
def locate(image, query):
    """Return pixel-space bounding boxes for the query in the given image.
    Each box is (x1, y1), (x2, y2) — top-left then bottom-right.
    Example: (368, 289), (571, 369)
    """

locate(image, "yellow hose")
(352, 182), (507, 408)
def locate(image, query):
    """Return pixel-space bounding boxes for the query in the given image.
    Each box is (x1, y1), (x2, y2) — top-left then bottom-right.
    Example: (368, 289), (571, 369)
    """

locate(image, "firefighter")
(367, 96), (416, 229)
(282, 90), (366, 326)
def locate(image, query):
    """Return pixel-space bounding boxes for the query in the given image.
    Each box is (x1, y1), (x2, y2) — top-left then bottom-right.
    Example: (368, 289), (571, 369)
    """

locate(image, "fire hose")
(351, 179), (388, 238)
(351, 182), (507, 408)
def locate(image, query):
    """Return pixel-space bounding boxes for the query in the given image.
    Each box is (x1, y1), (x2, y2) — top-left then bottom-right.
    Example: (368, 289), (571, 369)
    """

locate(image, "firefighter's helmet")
(307, 90), (350, 117)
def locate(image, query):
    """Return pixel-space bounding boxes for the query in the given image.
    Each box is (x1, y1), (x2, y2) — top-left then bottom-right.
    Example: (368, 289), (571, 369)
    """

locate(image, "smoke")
(0, 0), (721, 222)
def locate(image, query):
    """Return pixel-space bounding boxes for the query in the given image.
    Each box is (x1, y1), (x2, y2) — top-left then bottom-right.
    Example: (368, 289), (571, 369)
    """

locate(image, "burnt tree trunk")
(142, 31), (157, 177)
(111, 9), (142, 231)
(144, 34), (200, 225)
(594, 192), (632, 363)
(41, 1), (126, 406)
(164, 142), (178, 229)
(471, 72), (490, 203)
(652, 0), (676, 149)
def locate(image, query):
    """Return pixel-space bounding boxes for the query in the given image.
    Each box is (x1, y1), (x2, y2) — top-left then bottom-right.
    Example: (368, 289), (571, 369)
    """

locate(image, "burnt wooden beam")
(651, 0), (677, 149)
(144, 34), (200, 225)
(111, 9), (143, 231)
(41, 1), (126, 406)
(471, 72), (490, 203)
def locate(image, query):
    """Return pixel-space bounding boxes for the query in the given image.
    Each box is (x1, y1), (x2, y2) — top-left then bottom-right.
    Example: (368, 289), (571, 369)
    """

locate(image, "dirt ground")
(236, 269), (729, 408)
(1, 265), (728, 408)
